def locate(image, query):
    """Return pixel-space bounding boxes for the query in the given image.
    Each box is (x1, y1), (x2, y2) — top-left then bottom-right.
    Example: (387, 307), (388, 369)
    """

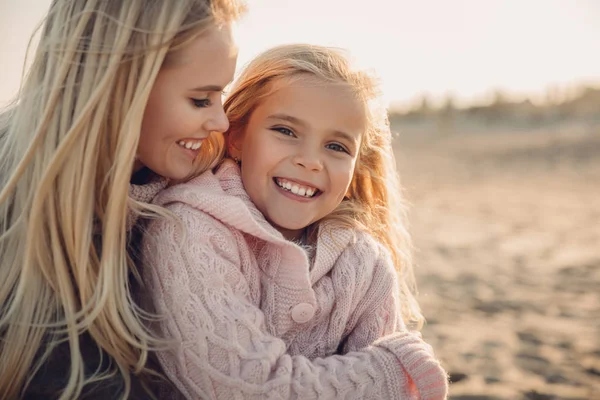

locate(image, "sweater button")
(291, 303), (315, 323)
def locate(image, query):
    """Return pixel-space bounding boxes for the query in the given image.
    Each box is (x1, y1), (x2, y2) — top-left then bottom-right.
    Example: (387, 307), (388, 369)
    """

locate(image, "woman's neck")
(130, 166), (155, 185)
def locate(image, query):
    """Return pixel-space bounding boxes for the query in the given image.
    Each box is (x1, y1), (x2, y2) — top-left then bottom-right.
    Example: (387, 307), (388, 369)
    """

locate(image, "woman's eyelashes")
(191, 98), (211, 108)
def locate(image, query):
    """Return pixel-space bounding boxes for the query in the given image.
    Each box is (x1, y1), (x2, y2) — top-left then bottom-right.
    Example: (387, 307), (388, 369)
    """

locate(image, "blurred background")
(2, 1), (599, 398)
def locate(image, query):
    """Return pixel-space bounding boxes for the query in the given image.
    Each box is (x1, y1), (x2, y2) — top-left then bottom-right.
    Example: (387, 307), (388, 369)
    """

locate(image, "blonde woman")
(0, 0), (244, 398)
(142, 45), (448, 399)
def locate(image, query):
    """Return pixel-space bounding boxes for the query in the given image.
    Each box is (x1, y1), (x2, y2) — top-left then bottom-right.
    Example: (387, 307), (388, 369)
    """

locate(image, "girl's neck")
(294, 229), (308, 245)
(277, 226), (308, 243)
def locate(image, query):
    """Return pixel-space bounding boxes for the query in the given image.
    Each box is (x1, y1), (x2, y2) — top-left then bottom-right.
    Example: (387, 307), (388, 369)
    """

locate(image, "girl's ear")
(226, 126), (244, 161)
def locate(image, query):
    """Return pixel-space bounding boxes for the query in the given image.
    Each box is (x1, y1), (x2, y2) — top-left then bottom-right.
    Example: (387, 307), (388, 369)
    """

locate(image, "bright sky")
(1, 0), (600, 109)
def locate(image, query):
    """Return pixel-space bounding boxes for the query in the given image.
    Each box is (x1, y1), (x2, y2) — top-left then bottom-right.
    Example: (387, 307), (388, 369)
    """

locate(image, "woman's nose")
(204, 106), (230, 133)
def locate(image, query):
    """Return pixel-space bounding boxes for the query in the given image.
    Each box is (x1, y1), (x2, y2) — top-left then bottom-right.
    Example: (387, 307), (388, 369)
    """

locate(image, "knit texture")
(128, 174), (169, 231)
(142, 160), (448, 399)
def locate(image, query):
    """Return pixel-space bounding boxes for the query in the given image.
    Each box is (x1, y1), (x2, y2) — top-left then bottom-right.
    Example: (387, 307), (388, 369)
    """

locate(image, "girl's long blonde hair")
(0, 0), (244, 399)
(217, 44), (423, 328)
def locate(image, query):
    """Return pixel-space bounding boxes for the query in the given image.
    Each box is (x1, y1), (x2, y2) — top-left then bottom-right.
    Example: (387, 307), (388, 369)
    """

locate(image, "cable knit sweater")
(141, 160), (448, 400)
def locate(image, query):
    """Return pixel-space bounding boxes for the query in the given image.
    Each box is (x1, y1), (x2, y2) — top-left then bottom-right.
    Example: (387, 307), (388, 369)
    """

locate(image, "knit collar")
(127, 174), (169, 231)
(129, 175), (169, 204)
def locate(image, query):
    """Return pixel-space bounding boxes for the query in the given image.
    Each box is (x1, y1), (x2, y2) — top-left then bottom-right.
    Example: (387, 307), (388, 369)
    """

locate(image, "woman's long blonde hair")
(0, 0), (244, 398)
(216, 44), (423, 328)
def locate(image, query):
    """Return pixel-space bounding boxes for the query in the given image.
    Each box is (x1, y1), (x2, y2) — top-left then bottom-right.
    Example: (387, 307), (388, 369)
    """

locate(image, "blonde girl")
(141, 44), (448, 399)
(0, 0), (244, 398)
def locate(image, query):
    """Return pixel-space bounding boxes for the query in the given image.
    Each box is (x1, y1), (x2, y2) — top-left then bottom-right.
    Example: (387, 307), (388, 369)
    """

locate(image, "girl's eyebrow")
(267, 113), (306, 127)
(331, 130), (360, 145)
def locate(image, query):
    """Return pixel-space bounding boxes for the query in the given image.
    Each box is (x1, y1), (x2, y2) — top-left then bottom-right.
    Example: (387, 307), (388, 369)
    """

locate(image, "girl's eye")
(272, 127), (295, 137)
(191, 98), (211, 108)
(326, 143), (350, 154)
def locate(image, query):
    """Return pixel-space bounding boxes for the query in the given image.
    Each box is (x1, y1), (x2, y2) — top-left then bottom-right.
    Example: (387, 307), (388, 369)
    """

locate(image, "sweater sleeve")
(343, 248), (404, 353)
(142, 203), (447, 400)
(339, 239), (448, 400)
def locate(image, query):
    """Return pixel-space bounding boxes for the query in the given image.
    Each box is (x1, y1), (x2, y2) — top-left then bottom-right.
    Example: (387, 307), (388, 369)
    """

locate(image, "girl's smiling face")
(231, 79), (366, 240)
(137, 24), (238, 180)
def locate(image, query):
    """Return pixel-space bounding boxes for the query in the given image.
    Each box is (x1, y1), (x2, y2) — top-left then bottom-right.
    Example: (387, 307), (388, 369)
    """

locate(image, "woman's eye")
(272, 127), (295, 137)
(326, 143), (349, 154)
(191, 98), (211, 108)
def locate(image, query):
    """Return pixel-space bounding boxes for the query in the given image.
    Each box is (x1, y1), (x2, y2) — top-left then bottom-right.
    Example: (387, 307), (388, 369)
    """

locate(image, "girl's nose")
(293, 147), (323, 172)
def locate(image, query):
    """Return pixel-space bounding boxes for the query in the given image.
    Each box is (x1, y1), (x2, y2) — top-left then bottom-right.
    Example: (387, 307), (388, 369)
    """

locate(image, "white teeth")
(275, 178), (317, 198)
(178, 140), (202, 151)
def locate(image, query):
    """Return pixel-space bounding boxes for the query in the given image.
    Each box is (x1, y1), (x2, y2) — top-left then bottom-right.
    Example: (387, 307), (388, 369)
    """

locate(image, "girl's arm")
(342, 241), (405, 353)
(142, 203), (447, 400)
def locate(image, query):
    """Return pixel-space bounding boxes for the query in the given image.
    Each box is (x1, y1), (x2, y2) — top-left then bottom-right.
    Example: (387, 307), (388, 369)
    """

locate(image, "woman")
(0, 0), (244, 398)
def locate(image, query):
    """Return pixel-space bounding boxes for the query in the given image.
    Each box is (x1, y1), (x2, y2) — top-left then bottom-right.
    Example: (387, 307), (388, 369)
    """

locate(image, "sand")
(392, 125), (600, 400)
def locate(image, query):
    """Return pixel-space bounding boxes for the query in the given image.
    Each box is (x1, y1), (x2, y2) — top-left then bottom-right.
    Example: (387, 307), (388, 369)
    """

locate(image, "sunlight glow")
(1, 0), (599, 109)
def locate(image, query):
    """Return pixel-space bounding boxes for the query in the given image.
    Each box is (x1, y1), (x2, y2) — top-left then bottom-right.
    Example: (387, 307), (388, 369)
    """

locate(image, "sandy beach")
(393, 125), (600, 400)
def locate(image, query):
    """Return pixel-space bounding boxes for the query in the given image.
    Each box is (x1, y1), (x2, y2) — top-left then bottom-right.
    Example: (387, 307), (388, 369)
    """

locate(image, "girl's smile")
(273, 177), (322, 199)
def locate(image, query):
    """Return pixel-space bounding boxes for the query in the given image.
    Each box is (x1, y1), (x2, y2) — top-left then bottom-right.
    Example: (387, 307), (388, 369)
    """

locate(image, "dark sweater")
(21, 177), (183, 399)
(24, 330), (176, 400)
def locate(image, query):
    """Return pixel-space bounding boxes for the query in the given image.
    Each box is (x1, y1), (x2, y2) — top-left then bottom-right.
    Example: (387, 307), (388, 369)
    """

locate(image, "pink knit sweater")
(141, 160), (448, 399)
(128, 173), (169, 231)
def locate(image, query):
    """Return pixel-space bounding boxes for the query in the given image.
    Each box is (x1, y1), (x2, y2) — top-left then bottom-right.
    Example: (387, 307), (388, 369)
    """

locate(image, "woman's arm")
(142, 203), (447, 400)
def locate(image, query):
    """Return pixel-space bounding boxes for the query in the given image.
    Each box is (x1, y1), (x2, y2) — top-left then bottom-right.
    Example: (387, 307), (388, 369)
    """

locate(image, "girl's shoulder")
(319, 224), (387, 259)
(349, 229), (394, 271)
(146, 167), (239, 239)
(152, 168), (224, 207)
(152, 159), (245, 208)
(316, 224), (395, 276)
(150, 160), (284, 245)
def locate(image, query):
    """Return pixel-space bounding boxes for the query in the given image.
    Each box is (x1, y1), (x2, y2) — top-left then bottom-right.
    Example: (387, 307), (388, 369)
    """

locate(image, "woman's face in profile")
(137, 24), (238, 180)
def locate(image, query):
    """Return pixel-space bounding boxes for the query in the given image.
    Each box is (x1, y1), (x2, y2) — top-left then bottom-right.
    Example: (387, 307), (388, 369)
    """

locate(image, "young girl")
(0, 0), (244, 398)
(142, 44), (448, 399)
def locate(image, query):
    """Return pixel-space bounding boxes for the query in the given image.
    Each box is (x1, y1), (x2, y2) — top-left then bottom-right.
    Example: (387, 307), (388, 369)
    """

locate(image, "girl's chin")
(269, 221), (308, 241)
